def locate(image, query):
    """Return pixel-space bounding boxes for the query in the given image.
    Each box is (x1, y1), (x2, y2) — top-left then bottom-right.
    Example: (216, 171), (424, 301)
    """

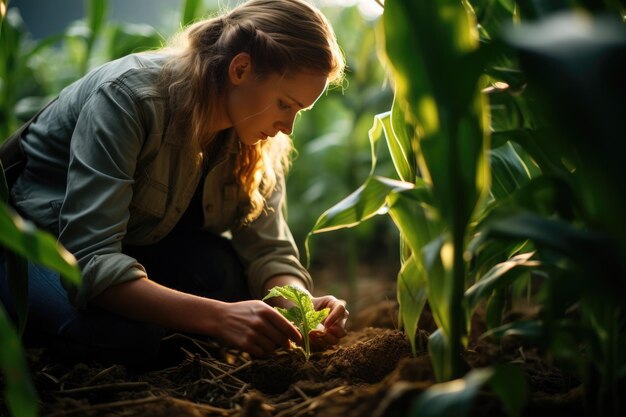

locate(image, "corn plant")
(310, 0), (492, 382)
(470, 9), (626, 417)
(0, 165), (82, 417)
(310, 0), (625, 415)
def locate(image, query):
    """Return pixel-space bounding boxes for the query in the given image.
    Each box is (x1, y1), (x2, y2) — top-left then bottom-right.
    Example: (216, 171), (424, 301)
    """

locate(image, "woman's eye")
(278, 100), (291, 110)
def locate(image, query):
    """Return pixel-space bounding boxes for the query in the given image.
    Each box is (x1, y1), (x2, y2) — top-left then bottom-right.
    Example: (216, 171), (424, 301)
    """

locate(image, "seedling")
(263, 285), (329, 360)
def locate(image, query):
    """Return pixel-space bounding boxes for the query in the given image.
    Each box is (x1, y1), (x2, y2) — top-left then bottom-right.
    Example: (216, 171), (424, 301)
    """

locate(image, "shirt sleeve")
(59, 81), (148, 308)
(230, 174), (313, 299)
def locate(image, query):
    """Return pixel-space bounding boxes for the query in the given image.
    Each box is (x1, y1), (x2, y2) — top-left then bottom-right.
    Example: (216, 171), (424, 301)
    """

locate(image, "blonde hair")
(159, 0), (345, 224)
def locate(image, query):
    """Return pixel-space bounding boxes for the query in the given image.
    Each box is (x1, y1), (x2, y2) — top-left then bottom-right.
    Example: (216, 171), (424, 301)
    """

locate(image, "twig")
(374, 0), (384, 9)
(212, 360), (252, 382)
(293, 385), (310, 400)
(274, 385), (347, 417)
(198, 358), (247, 385)
(162, 332), (216, 357)
(44, 395), (233, 417)
(44, 396), (162, 417)
(169, 397), (233, 415)
(230, 382), (250, 405)
(54, 381), (150, 396)
(83, 364), (118, 386)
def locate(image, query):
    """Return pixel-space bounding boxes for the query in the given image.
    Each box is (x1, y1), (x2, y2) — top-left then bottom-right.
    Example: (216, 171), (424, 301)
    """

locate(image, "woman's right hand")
(213, 300), (302, 357)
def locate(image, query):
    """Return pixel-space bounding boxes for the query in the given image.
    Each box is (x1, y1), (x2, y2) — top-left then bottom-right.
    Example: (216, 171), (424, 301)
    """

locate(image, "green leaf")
(106, 23), (163, 60)
(428, 329), (448, 383)
(182, 0), (203, 27)
(263, 285), (329, 359)
(0, 203), (81, 288)
(0, 160), (8, 203)
(476, 211), (625, 299)
(0, 304), (38, 417)
(87, 0), (107, 39)
(5, 251), (29, 336)
(481, 320), (545, 343)
(464, 251), (539, 314)
(410, 365), (527, 417)
(386, 98), (417, 182)
(397, 253), (428, 355)
(306, 308), (330, 328)
(276, 306), (302, 326)
(309, 176), (414, 234)
(489, 142), (533, 200)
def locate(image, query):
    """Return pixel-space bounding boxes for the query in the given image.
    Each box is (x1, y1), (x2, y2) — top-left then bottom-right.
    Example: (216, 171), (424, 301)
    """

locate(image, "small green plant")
(263, 285), (329, 360)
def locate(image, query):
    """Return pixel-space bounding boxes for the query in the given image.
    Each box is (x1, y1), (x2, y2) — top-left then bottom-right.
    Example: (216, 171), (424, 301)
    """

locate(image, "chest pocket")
(128, 175), (169, 223)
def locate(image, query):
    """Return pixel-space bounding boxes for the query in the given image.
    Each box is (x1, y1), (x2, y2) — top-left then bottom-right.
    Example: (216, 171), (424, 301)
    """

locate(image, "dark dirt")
(3, 297), (588, 417)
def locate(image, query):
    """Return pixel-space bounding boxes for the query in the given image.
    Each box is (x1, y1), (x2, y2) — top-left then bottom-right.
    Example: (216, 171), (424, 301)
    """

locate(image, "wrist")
(197, 298), (228, 336)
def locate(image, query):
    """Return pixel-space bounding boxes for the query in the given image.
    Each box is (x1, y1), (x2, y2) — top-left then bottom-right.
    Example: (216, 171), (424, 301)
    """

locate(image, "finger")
(309, 330), (339, 349)
(266, 308), (302, 343)
(252, 332), (280, 356)
(326, 324), (347, 339)
(261, 320), (295, 350)
(324, 304), (349, 329)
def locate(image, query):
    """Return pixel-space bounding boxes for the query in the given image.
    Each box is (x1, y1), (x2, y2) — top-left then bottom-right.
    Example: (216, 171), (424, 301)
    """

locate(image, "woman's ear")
(228, 52), (252, 85)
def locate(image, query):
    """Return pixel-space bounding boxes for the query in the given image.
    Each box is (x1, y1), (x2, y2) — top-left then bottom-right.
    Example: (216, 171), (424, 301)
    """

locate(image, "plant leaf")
(397, 253), (428, 355)
(0, 304), (38, 417)
(263, 285), (329, 359)
(464, 251), (539, 315)
(409, 364), (527, 417)
(306, 308), (330, 329)
(309, 176), (414, 235)
(0, 203), (81, 288)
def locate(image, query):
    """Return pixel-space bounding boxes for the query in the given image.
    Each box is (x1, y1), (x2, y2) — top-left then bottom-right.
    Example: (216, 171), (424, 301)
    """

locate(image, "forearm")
(91, 277), (223, 336)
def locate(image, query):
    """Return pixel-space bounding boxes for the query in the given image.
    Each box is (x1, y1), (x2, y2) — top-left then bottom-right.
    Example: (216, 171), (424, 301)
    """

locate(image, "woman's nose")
(275, 115), (295, 135)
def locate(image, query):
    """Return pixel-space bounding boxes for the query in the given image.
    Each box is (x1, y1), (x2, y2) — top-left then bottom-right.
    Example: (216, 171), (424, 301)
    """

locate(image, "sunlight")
(319, 0), (384, 19)
(440, 241), (454, 270)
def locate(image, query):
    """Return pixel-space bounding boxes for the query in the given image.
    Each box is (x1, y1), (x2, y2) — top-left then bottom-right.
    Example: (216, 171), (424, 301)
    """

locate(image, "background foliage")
(2, 0), (626, 416)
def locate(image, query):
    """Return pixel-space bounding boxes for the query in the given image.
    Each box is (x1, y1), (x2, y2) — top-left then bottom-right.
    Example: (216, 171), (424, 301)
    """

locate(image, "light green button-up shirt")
(11, 53), (312, 308)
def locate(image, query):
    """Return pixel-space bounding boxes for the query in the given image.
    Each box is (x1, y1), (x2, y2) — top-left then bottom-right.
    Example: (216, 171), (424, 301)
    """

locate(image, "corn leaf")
(489, 142), (533, 200)
(182, 0), (204, 27)
(0, 203), (81, 288)
(464, 251), (539, 315)
(410, 364), (527, 417)
(0, 304), (38, 417)
(309, 176), (414, 235)
(386, 98), (416, 182)
(397, 253), (427, 356)
(4, 251), (28, 336)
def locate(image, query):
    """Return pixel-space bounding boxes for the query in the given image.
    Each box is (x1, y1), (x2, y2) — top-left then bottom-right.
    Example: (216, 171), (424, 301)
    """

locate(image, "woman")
(0, 0), (348, 365)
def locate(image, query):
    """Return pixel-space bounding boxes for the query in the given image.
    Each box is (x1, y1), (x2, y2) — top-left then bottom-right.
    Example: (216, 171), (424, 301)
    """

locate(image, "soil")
(6, 296), (586, 417)
(0, 261), (585, 417)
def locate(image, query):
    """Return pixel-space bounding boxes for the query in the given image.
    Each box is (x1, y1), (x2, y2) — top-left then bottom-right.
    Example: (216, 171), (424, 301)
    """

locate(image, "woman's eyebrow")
(286, 94), (305, 109)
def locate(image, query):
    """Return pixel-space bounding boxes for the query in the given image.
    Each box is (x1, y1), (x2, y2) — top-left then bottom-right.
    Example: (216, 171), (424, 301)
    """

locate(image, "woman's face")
(225, 54), (328, 146)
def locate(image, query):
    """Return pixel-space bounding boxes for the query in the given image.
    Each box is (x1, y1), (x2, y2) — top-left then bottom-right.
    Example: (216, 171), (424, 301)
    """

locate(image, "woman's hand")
(309, 295), (349, 350)
(262, 274), (349, 351)
(214, 300), (302, 357)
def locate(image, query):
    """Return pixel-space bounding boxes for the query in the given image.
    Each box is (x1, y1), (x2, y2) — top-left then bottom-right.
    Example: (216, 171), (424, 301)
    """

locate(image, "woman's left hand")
(309, 295), (349, 350)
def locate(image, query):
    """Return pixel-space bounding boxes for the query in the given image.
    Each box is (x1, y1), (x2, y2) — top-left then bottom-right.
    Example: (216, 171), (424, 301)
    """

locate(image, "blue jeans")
(0, 228), (249, 367)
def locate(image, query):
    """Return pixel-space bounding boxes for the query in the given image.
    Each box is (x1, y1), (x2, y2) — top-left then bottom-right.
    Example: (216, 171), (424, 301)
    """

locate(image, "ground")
(3, 263), (585, 417)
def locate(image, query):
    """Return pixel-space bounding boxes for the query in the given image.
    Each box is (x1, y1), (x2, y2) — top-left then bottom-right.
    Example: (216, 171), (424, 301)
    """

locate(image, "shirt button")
(205, 204), (213, 213)
(175, 207), (181, 213)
